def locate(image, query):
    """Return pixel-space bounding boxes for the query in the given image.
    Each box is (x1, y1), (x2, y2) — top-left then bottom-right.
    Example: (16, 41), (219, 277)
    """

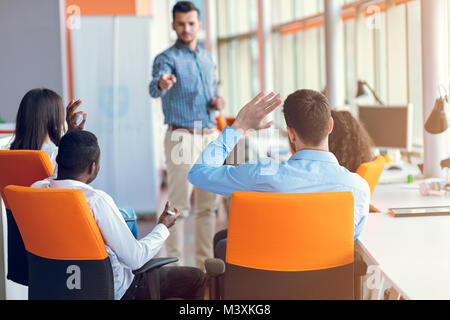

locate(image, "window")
(406, 1), (423, 148)
(216, 0), (259, 116)
(216, 0), (425, 148)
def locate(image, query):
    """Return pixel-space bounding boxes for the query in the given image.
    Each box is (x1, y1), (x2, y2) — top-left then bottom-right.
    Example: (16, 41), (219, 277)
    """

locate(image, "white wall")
(149, 1), (174, 181)
(0, 0), (68, 122)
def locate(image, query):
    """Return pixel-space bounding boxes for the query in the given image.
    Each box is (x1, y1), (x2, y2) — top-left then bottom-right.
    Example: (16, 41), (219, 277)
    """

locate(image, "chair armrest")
(205, 258), (225, 277)
(132, 257), (178, 275)
(205, 259), (225, 300)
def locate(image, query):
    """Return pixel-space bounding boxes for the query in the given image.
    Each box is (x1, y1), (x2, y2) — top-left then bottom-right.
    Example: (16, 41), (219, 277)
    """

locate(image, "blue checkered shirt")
(149, 41), (218, 129)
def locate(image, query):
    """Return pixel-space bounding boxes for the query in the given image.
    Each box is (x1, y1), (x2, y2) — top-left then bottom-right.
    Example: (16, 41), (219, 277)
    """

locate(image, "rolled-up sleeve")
(188, 126), (261, 197)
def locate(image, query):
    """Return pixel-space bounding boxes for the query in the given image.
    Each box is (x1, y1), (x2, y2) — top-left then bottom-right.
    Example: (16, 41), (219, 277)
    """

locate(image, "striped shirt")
(149, 41), (218, 129)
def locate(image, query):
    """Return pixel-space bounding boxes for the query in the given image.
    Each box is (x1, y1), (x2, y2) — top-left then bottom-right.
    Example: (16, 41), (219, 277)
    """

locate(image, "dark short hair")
(172, 1), (200, 20)
(56, 130), (100, 175)
(283, 89), (331, 146)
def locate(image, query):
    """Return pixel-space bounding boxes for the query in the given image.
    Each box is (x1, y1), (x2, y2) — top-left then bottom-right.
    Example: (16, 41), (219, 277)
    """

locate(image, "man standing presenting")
(149, 1), (224, 268)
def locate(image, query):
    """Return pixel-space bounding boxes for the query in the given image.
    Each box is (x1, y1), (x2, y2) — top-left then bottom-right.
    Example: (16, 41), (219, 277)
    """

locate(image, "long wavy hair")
(329, 110), (374, 172)
(10, 88), (65, 150)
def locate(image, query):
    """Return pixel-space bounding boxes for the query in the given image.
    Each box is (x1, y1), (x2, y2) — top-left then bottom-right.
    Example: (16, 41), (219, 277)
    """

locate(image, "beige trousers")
(163, 128), (219, 269)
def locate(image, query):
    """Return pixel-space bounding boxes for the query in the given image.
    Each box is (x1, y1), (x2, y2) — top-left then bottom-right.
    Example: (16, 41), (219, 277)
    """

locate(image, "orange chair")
(216, 115), (227, 131)
(0, 150), (54, 286)
(216, 115), (236, 132)
(4, 185), (177, 300)
(208, 191), (355, 300)
(356, 156), (386, 196)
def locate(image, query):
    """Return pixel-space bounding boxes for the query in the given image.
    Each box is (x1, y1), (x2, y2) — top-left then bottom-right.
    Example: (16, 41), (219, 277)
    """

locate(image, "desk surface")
(371, 182), (450, 212)
(378, 162), (422, 184)
(359, 211), (450, 299)
(362, 182), (450, 299)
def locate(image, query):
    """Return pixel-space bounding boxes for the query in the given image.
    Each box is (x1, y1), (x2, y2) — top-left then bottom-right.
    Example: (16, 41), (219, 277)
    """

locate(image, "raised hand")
(231, 92), (282, 132)
(66, 99), (87, 132)
(159, 74), (177, 91)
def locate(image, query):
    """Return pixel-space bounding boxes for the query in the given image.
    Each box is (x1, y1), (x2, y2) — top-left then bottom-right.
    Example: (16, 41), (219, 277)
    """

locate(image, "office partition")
(71, 16), (159, 215)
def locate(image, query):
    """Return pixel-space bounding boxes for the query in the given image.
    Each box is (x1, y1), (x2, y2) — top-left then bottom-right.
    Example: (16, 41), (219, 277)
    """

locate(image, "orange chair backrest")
(226, 192), (354, 272)
(0, 150), (54, 208)
(4, 185), (108, 261)
(216, 116), (236, 132)
(356, 156), (386, 195)
(216, 115), (227, 131)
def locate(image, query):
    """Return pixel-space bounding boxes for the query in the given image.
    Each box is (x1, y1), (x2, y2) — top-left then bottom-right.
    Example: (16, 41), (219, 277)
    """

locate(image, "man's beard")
(178, 35), (194, 45)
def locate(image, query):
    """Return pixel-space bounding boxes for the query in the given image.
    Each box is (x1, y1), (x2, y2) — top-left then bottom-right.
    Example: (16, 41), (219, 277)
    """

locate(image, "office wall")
(0, 0), (68, 122)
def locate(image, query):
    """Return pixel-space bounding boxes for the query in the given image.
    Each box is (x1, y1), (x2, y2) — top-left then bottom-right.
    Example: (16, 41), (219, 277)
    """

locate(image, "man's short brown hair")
(173, 1), (200, 20)
(283, 89), (331, 146)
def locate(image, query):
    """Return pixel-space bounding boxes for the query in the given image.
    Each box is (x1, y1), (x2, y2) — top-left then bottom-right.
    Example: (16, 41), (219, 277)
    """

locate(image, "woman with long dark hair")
(10, 88), (139, 238)
(10, 88), (86, 166)
(329, 110), (374, 173)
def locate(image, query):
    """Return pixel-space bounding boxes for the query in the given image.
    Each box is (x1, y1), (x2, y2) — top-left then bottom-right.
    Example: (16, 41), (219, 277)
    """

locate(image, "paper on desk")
(397, 178), (448, 189)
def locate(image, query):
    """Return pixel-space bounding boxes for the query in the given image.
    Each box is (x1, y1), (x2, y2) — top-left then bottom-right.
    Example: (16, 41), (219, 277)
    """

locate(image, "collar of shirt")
(289, 149), (339, 164)
(49, 179), (93, 190)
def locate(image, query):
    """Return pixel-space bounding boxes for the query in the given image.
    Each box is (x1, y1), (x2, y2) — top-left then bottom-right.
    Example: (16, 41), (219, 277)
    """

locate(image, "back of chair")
(216, 115), (227, 131)
(356, 156), (386, 195)
(4, 186), (114, 300)
(225, 191), (354, 300)
(0, 150), (54, 285)
(216, 116), (236, 132)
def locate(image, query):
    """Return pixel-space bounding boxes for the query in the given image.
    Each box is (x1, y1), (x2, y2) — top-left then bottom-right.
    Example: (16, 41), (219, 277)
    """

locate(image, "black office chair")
(206, 191), (368, 300)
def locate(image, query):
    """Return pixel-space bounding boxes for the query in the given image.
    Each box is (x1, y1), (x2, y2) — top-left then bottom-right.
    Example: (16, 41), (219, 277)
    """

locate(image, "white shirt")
(40, 141), (58, 168)
(40, 141), (58, 179)
(31, 178), (170, 300)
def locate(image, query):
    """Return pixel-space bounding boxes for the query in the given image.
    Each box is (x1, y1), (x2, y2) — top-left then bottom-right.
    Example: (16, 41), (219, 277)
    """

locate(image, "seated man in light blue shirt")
(188, 89), (371, 260)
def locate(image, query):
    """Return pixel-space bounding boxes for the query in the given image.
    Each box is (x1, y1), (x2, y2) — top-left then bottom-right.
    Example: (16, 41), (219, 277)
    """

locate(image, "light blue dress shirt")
(188, 126), (371, 239)
(149, 41), (218, 129)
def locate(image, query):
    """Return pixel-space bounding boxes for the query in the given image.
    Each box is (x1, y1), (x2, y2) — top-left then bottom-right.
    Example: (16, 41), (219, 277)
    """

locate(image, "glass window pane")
(343, 19), (356, 106)
(218, 41), (230, 112)
(407, 1), (423, 147)
(357, 11), (376, 105)
(303, 28), (321, 90)
(386, 4), (408, 105)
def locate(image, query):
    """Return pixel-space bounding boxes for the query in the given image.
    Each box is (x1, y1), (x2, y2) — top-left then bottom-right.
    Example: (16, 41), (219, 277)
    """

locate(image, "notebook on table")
(389, 206), (450, 217)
